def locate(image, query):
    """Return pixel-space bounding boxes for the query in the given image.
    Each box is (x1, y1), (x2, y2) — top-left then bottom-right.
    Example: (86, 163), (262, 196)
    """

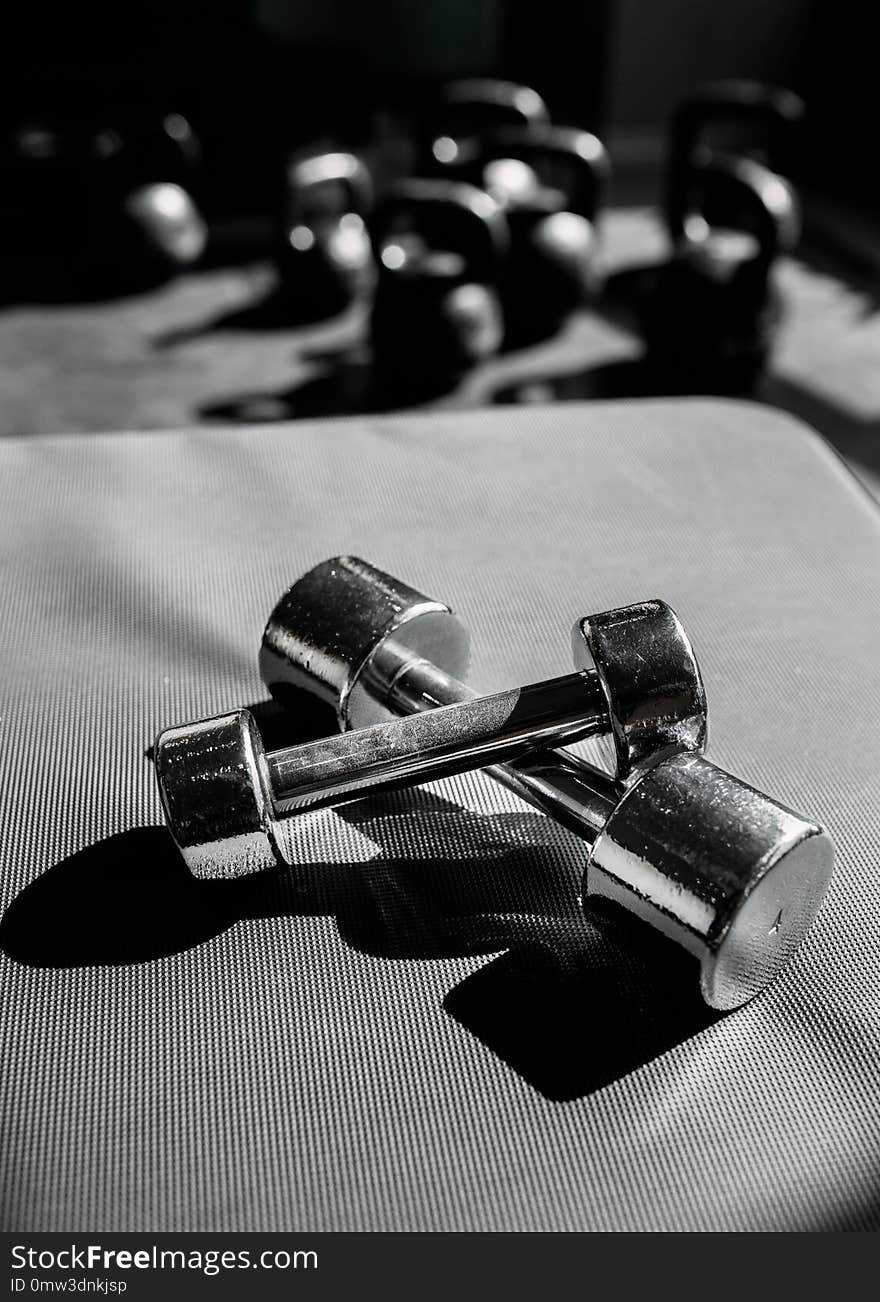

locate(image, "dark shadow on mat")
(492, 265), (766, 406)
(0, 219), (272, 312)
(198, 351), (375, 423)
(0, 254), (190, 307)
(0, 793), (580, 971)
(799, 223), (880, 320)
(153, 286), (358, 350)
(198, 328), (476, 423)
(491, 354), (762, 406)
(0, 768), (716, 1100)
(443, 908), (716, 1101)
(334, 796), (718, 1099)
(0, 826), (252, 966)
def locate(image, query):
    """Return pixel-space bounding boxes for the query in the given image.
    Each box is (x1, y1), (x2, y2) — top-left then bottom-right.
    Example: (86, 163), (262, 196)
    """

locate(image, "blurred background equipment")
(436, 124), (608, 346)
(638, 151), (801, 391)
(369, 179), (507, 401)
(663, 79), (805, 229)
(0, 0), (878, 498)
(0, 111), (207, 299)
(275, 150), (375, 321)
(420, 78), (551, 174)
(83, 114), (208, 293)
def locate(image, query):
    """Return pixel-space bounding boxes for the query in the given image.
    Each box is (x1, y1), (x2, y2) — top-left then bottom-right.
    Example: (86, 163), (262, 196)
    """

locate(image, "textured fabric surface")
(0, 399), (878, 1232)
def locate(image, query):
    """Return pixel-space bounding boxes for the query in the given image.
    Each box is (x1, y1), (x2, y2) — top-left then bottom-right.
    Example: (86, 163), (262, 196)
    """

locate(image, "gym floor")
(1, 169), (878, 501)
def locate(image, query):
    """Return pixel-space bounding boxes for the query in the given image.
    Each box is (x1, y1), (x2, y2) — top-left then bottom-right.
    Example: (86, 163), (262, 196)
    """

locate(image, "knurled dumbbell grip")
(267, 668), (609, 815)
(386, 655), (618, 841)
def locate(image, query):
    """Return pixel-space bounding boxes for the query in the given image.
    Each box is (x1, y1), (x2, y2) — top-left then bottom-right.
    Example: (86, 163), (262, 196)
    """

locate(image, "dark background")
(2, 1), (873, 213)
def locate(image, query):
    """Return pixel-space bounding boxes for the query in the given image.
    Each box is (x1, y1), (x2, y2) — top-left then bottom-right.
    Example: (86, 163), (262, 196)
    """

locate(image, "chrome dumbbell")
(156, 593), (704, 875)
(257, 557), (834, 1010)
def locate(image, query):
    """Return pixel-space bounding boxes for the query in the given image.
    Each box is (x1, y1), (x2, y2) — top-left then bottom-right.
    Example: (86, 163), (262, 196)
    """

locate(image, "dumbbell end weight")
(586, 751), (834, 1010)
(573, 601), (707, 778)
(260, 557), (471, 729)
(155, 710), (280, 880)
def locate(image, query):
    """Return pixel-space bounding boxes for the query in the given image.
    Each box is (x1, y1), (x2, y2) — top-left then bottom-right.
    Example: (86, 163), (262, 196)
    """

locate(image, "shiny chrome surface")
(155, 711), (279, 881)
(492, 746), (833, 1009)
(260, 556), (833, 1008)
(161, 560), (708, 890)
(588, 752), (833, 1010)
(572, 600), (707, 780)
(259, 556), (471, 729)
(262, 558), (706, 781)
(157, 673), (605, 880)
(268, 671), (606, 813)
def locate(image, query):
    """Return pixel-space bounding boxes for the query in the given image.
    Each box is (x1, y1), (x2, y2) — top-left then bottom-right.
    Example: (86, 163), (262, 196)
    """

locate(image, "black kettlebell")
(83, 113), (208, 291)
(369, 179), (509, 399)
(1, 115), (206, 297)
(666, 80), (805, 231)
(443, 124), (609, 345)
(643, 151), (801, 385)
(276, 150), (375, 319)
(422, 79), (550, 174)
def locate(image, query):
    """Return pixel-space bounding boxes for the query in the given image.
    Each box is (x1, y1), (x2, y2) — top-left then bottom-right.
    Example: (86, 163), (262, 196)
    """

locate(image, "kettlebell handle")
(446, 124), (609, 222)
(423, 79), (551, 170)
(370, 179), (509, 283)
(438, 79), (550, 127)
(666, 80), (804, 230)
(668, 152), (801, 267)
(286, 151), (373, 224)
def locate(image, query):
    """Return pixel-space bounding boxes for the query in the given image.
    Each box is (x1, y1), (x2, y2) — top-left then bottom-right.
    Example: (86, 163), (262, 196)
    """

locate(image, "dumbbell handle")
(382, 648), (619, 842)
(266, 668), (608, 815)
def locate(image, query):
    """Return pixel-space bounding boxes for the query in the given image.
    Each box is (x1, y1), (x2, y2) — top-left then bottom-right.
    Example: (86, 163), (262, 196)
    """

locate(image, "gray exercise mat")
(0, 398), (877, 1231)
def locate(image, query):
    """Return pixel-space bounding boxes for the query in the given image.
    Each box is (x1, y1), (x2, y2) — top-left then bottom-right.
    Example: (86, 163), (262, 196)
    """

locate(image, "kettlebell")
(83, 113), (208, 292)
(666, 80), (805, 232)
(422, 79), (550, 174)
(277, 151), (375, 320)
(1, 114), (206, 297)
(369, 179), (509, 400)
(443, 124), (608, 345)
(643, 151), (801, 386)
